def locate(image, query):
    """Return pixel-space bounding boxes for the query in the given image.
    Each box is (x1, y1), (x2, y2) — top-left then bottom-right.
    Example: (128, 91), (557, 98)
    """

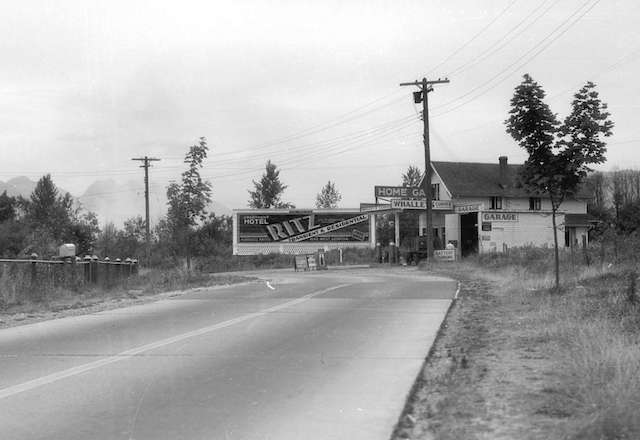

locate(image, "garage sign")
(482, 212), (519, 222)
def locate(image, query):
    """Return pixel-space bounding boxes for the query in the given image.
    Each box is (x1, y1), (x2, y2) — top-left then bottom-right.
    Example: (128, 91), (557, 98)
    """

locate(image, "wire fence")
(0, 257), (139, 305)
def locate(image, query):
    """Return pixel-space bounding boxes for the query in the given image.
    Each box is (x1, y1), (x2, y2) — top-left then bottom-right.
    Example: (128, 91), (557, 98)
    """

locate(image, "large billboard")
(233, 209), (372, 255)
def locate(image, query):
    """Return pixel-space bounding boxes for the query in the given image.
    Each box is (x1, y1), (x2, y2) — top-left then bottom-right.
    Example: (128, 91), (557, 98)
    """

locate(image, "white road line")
(0, 284), (351, 400)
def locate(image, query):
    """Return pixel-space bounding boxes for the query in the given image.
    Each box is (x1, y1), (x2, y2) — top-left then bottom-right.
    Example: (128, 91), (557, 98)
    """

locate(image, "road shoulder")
(0, 273), (257, 330)
(391, 271), (566, 440)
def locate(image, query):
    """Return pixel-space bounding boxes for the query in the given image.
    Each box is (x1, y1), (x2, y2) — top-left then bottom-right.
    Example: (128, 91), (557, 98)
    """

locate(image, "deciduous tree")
(505, 75), (613, 288)
(166, 137), (213, 269)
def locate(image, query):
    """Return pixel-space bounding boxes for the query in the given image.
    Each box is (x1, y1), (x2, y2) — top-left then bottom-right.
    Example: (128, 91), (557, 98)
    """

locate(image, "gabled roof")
(427, 160), (592, 200)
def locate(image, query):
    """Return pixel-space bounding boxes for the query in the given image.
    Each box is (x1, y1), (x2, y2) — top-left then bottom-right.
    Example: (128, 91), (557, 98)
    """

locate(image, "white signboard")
(390, 199), (452, 210)
(482, 212), (519, 222)
(359, 203), (392, 213)
(434, 249), (456, 261)
(454, 203), (484, 213)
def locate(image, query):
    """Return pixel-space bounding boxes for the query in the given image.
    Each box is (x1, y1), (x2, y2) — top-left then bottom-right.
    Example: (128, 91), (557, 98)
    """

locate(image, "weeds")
(478, 248), (640, 439)
(420, 244), (640, 439)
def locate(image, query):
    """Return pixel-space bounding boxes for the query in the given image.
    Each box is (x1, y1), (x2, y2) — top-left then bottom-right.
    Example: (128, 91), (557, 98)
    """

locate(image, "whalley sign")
(375, 186), (426, 199)
(390, 199), (453, 210)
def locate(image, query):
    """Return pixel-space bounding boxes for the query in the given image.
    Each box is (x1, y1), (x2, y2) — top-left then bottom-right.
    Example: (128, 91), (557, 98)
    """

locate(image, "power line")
(0, 113), (419, 181)
(190, 114), (420, 171)
(432, 0), (600, 118)
(207, 123), (421, 182)
(426, 0), (519, 76)
(160, 92), (408, 161)
(448, 0), (558, 77)
(207, 122), (421, 181)
(548, 44), (640, 101)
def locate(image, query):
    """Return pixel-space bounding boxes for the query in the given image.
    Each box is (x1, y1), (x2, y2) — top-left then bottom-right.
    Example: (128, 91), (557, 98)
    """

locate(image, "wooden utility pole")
(399, 77), (449, 260)
(132, 156), (160, 263)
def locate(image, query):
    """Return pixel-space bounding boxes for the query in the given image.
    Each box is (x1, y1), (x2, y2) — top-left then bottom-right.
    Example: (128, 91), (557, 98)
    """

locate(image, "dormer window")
(490, 196), (502, 210)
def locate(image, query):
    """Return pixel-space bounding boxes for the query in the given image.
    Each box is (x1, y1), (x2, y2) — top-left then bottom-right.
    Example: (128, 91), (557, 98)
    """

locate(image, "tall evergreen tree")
(248, 160), (293, 208)
(315, 181), (342, 208)
(505, 75), (613, 288)
(0, 190), (16, 223)
(27, 174), (74, 234)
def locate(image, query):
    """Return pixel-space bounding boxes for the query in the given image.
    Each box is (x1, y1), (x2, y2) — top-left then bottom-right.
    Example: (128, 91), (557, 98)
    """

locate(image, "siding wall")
(416, 171), (591, 253)
(423, 187), (589, 253)
(479, 212), (557, 252)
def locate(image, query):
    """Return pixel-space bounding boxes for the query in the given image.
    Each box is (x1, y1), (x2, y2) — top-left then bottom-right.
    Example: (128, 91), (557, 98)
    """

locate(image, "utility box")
(58, 243), (76, 258)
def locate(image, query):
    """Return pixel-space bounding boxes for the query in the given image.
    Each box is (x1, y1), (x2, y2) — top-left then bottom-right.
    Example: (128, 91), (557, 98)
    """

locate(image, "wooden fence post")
(91, 256), (99, 284)
(30, 253), (38, 289)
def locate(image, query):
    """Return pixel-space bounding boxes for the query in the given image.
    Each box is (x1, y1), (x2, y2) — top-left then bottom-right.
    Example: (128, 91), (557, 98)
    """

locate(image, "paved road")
(0, 267), (456, 440)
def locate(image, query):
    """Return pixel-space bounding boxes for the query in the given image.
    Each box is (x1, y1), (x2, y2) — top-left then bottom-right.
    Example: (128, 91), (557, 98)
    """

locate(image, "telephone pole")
(399, 77), (449, 260)
(132, 156), (160, 263)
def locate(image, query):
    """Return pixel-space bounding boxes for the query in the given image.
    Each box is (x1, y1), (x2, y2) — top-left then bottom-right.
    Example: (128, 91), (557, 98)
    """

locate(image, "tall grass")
(466, 244), (640, 439)
(538, 276), (640, 439)
(0, 261), (86, 308)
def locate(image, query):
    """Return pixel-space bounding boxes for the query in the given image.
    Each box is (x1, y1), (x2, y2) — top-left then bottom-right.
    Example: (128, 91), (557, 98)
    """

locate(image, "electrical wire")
(548, 45), (640, 101)
(161, 92), (408, 160)
(448, 0), (558, 77)
(432, 0), (601, 118)
(426, 0), (519, 76)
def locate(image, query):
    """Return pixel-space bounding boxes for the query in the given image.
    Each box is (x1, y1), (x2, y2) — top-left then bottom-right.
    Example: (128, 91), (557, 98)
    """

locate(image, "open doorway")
(460, 212), (478, 257)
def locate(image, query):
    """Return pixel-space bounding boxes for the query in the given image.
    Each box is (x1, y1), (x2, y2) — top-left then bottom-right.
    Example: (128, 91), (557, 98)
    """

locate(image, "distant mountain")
(0, 176), (74, 199)
(1, 176), (231, 227)
(0, 176), (37, 197)
(78, 179), (231, 226)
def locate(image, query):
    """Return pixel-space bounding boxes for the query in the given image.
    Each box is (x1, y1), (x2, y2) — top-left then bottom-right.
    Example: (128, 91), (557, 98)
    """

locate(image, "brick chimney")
(499, 156), (508, 188)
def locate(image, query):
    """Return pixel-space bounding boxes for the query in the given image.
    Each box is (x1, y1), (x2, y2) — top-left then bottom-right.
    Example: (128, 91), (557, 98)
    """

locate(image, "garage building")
(413, 156), (595, 257)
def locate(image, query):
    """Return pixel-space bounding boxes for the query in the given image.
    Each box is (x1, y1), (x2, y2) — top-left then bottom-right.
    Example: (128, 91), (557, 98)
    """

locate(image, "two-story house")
(419, 156), (594, 256)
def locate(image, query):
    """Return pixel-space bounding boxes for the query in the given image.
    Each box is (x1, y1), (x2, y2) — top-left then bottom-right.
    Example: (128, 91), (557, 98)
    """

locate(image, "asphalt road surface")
(0, 267), (456, 440)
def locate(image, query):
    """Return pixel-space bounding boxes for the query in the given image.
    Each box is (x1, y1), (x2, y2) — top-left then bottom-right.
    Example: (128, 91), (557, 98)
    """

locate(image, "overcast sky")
(1, 0), (638, 216)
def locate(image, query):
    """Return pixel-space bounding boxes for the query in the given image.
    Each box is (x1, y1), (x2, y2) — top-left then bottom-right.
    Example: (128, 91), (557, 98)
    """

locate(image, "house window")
(529, 197), (541, 211)
(490, 196), (502, 210)
(431, 183), (440, 200)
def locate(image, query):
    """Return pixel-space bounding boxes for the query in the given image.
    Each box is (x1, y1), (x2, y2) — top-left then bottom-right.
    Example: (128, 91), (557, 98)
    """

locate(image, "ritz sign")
(261, 214), (369, 242)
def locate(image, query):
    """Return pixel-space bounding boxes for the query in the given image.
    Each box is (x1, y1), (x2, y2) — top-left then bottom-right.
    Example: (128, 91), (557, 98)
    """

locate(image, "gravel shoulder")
(392, 269), (571, 440)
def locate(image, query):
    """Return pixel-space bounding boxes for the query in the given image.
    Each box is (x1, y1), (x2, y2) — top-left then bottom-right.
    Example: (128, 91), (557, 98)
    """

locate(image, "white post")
(394, 212), (401, 248)
(369, 214), (377, 249)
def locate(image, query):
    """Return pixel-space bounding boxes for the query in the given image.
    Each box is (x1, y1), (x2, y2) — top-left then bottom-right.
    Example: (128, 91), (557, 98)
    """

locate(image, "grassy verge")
(0, 268), (256, 328)
(393, 252), (640, 440)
